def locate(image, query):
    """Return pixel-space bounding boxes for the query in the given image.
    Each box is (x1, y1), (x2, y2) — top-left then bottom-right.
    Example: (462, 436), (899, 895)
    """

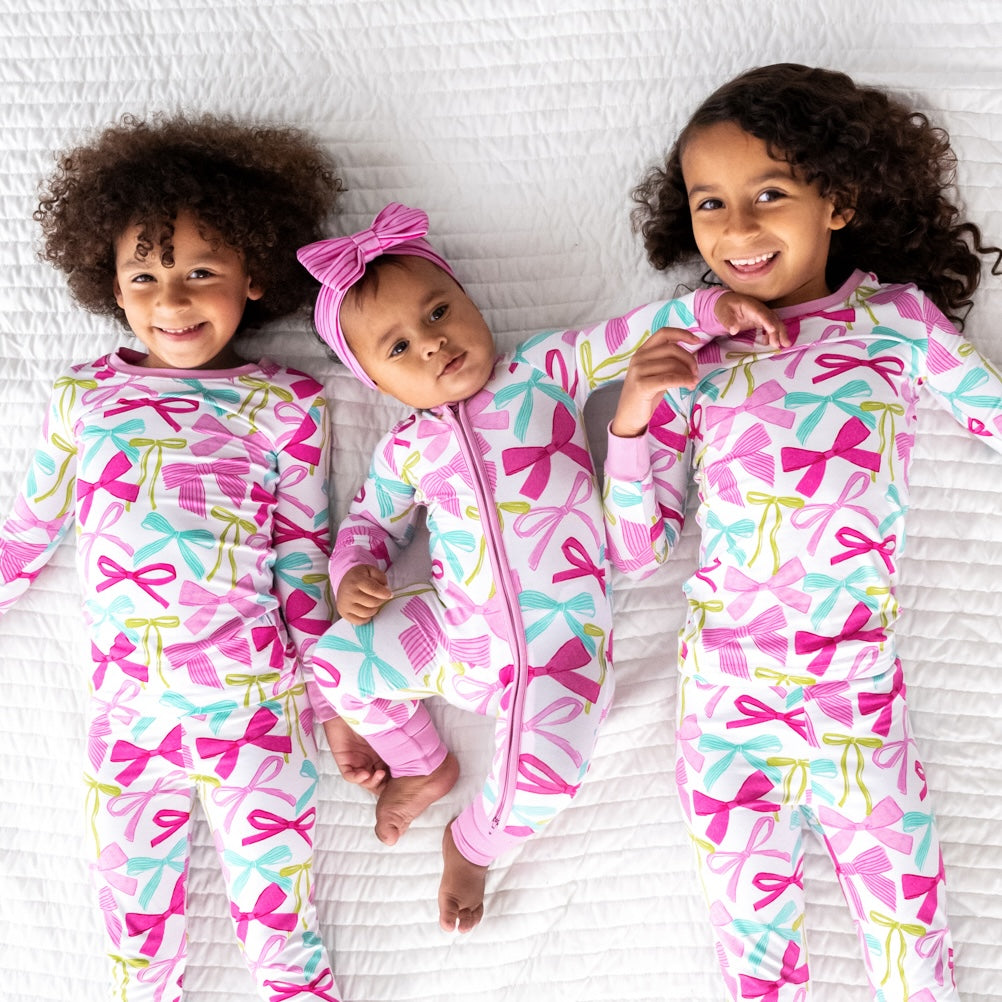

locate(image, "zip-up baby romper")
(604, 271), (1002, 1001)
(0, 349), (341, 1002)
(312, 296), (707, 866)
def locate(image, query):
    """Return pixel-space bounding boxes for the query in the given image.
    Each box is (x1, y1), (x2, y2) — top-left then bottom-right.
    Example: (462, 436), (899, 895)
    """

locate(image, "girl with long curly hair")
(4, 112), (354, 1000)
(603, 64), (1002, 1000)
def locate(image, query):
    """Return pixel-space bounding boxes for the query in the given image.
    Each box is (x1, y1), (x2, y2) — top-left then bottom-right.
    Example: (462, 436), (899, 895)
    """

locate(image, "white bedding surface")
(2, 2), (1001, 1000)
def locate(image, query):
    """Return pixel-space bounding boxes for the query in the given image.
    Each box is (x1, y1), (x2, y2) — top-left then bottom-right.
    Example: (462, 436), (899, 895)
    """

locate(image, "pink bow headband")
(297, 202), (458, 388)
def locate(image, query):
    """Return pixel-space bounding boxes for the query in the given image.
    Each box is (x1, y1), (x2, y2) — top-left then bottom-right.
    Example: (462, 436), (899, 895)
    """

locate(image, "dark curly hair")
(35, 112), (343, 333)
(632, 63), (1001, 327)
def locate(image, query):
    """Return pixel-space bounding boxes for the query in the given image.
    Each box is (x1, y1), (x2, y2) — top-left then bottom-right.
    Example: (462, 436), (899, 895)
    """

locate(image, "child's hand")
(323, 716), (389, 793)
(715, 291), (790, 347)
(336, 564), (393, 624)
(610, 326), (701, 438)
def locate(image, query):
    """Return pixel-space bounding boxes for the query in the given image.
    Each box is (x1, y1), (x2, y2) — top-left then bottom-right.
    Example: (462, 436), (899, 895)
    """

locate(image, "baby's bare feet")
(374, 752), (459, 845)
(438, 823), (487, 933)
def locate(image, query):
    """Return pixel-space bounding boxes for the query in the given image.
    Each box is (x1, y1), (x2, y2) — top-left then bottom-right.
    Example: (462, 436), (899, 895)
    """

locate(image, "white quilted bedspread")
(2, 2), (1001, 1000)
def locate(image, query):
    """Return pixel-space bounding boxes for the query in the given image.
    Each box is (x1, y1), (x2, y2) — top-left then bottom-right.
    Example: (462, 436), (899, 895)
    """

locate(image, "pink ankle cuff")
(365, 704), (449, 777)
(450, 799), (528, 866)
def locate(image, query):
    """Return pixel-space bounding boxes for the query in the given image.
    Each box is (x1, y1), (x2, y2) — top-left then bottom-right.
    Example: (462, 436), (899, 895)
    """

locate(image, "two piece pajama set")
(0, 349), (341, 1001)
(604, 270), (1002, 1000)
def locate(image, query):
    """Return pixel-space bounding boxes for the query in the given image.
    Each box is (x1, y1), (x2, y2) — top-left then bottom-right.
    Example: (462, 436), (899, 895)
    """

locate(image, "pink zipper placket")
(445, 400), (529, 834)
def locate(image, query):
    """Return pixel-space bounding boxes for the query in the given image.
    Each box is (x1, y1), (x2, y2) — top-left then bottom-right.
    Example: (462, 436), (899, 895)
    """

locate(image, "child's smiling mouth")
(157, 323), (204, 336)
(727, 252), (778, 273)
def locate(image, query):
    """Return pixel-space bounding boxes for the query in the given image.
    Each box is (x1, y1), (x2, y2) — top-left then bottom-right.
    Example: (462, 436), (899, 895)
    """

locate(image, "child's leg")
(197, 687), (342, 1001)
(443, 631), (615, 931)
(678, 680), (809, 1001)
(312, 586), (457, 841)
(814, 666), (959, 1001)
(87, 692), (194, 1002)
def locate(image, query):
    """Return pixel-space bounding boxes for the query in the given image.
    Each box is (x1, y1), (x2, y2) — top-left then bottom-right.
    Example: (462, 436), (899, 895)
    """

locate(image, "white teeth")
(729, 253), (776, 267)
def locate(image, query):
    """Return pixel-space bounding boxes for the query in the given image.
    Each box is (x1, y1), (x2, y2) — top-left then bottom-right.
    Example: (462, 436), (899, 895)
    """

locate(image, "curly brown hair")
(632, 63), (1001, 326)
(35, 112), (343, 333)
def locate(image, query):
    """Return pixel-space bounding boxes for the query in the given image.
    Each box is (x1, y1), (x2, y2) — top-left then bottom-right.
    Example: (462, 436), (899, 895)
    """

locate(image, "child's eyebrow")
(688, 168), (796, 199)
(115, 255), (155, 271)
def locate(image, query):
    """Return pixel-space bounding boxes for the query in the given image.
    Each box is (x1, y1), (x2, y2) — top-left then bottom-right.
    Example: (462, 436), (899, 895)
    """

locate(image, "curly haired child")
(2, 112), (350, 1001)
(295, 203), (787, 935)
(604, 63), (1002, 1001)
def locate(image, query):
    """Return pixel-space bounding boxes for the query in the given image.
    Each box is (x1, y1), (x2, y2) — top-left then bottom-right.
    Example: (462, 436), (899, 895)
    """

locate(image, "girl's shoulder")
(253, 356), (326, 398)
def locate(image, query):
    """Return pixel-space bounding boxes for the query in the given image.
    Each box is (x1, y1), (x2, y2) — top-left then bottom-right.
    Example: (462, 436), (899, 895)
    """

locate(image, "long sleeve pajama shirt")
(604, 270), (1002, 1001)
(311, 297), (708, 867)
(0, 348), (340, 1002)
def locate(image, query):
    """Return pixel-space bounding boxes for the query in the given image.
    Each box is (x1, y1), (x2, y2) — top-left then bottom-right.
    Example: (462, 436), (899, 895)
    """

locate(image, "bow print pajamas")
(311, 297), (706, 866)
(0, 349), (341, 1002)
(604, 271), (1002, 1001)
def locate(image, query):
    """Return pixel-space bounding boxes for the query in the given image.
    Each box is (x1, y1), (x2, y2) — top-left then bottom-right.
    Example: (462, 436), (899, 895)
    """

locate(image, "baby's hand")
(715, 291), (790, 347)
(323, 716), (388, 793)
(336, 564), (393, 624)
(611, 326), (701, 438)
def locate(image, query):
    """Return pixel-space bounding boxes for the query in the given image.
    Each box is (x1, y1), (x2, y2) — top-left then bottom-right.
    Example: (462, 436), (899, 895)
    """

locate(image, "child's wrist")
(610, 417), (647, 438)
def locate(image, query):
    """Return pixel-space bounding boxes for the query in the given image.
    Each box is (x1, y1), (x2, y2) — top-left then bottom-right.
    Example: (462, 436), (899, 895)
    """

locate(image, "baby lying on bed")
(297, 201), (785, 932)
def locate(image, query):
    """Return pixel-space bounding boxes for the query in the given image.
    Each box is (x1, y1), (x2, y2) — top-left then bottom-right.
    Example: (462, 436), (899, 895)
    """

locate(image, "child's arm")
(608, 285), (787, 442)
(610, 326), (701, 439)
(515, 287), (785, 408)
(0, 376), (78, 615)
(326, 422), (423, 612)
(917, 294), (1002, 445)
(604, 356), (697, 579)
(270, 384), (337, 707)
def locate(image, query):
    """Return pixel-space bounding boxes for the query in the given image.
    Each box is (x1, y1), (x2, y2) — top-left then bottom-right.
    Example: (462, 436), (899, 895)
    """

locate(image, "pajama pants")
(312, 583), (612, 865)
(86, 666), (339, 1002)
(676, 665), (957, 1002)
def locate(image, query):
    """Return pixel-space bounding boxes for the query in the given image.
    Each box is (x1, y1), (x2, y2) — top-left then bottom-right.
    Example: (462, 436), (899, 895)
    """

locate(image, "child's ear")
(113, 277), (125, 308)
(247, 277), (265, 301)
(828, 189), (857, 231)
(829, 205), (855, 231)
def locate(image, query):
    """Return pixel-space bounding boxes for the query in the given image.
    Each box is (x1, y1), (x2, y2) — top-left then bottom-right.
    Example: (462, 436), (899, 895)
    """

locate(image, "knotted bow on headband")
(297, 202), (458, 388)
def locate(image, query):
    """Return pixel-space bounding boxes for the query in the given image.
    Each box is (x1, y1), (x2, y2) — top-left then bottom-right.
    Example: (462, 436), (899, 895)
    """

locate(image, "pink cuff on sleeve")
(328, 545), (379, 596)
(605, 425), (652, 482)
(694, 287), (729, 334)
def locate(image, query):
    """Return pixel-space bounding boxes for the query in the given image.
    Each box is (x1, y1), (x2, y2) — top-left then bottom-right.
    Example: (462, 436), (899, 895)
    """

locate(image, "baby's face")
(341, 256), (496, 409)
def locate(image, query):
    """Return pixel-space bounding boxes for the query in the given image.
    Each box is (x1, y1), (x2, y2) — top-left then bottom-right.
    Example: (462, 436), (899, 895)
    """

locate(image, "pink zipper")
(446, 400), (528, 832)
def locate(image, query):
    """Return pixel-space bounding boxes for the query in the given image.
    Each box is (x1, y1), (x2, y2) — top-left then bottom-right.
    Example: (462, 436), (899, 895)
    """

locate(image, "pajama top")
(604, 269), (1002, 684)
(0, 348), (333, 688)
(314, 296), (716, 866)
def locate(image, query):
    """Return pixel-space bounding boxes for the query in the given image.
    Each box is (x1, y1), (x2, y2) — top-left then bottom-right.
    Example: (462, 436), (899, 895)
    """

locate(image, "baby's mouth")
(441, 352), (466, 376)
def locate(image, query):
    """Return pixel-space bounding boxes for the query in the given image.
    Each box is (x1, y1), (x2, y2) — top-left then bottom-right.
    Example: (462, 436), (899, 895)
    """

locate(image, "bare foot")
(438, 823), (488, 933)
(323, 716), (389, 794)
(374, 752), (459, 845)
